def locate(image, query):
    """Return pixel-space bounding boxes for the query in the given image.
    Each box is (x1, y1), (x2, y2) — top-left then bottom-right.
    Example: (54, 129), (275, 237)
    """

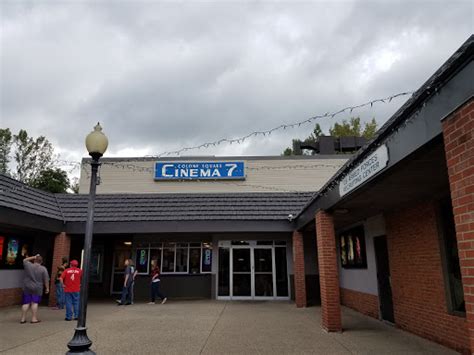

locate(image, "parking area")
(0, 300), (455, 354)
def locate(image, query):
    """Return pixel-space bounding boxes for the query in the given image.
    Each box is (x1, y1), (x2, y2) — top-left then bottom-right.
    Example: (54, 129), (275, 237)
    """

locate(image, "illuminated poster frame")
(339, 226), (367, 269)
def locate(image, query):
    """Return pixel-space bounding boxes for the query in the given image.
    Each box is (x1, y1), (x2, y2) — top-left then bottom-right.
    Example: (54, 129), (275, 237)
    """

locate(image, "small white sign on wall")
(339, 144), (389, 197)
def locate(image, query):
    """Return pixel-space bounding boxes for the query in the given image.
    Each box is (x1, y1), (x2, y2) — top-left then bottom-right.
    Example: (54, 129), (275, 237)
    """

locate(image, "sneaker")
(74, 317), (78, 320)
(65, 318), (72, 321)
(161, 298), (167, 304)
(147, 302), (155, 305)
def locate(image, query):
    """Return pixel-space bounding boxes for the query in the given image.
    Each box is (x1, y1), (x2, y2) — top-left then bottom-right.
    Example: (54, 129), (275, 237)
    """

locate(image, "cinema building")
(0, 36), (473, 353)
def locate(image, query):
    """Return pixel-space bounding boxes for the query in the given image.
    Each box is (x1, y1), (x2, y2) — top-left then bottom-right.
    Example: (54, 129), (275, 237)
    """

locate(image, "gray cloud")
(1, 0), (472, 164)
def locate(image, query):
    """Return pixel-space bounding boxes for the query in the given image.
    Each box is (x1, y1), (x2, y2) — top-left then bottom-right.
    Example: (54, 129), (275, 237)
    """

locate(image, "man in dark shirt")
(116, 258), (137, 305)
(20, 254), (49, 324)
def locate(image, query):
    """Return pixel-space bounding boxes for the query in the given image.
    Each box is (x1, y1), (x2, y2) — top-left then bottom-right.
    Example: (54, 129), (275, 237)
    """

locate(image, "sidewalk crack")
(199, 302), (227, 355)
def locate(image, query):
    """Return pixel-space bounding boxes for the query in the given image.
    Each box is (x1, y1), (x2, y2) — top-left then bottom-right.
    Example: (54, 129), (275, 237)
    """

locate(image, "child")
(53, 257), (68, 310)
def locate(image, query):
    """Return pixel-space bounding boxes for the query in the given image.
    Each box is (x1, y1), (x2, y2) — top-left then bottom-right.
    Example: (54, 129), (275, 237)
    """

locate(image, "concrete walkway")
(0, 300), (455, 354)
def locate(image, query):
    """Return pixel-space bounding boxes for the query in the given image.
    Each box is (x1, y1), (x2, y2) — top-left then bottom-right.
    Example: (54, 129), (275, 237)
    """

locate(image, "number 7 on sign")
(225, 163), (237, 177)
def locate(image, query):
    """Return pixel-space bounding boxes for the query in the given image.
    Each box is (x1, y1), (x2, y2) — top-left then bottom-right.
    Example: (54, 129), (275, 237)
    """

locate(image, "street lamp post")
(67, 123), (108, 355)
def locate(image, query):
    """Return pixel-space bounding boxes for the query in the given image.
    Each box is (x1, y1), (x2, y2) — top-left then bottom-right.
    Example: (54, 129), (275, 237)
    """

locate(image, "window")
(189, 247), (201, 274)
(150, 248), (162, 270)
(175, 246), (188, 272)
(162, 244), (175, 272)
(339, 226), (367, 269)
(438, 198), (465, 315)
(134, 242), (212, 274)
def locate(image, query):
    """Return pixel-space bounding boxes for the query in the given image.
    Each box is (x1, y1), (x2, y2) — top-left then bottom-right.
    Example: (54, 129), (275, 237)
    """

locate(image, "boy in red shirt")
(60, 260), (82, 321)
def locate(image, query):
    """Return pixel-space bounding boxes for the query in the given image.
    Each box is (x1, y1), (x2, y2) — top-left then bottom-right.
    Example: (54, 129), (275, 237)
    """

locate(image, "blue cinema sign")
(155, 161), (245, 180)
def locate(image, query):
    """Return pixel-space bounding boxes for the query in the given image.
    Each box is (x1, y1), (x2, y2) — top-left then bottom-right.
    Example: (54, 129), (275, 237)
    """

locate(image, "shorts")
(22, 293), (42, 305)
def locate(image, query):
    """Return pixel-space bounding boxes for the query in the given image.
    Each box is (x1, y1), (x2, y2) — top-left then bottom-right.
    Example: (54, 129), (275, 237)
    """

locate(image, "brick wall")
(386, 200), (469, 353)
(340, 288), (379, 319)
(316, 210), (342, 332)
(442, 98), (474, 353)
(49, 232), (71, 307)
(0, 287), (23, 307)
(292, 230), (307, 307)
(0, 288), (23, 307)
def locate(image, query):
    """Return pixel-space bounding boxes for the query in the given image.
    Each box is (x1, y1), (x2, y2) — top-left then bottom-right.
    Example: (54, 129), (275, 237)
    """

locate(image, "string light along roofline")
(40, 90), (413, 176)
(149, 91), (414, 158)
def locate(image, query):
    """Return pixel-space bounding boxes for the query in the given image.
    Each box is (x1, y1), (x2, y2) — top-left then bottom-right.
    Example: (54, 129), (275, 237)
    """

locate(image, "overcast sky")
(1, 1), (473, 173)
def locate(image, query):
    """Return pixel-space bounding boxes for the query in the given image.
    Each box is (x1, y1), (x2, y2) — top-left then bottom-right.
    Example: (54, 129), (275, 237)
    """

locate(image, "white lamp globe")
(85, 123), (108, 159)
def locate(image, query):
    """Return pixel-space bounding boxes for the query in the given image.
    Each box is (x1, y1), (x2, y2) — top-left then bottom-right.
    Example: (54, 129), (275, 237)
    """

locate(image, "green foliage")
(1, 128), (72, 194)
(13, 129), (54, 183)
(0, 128), (12, 175)
(282, 117), (378, 155)
(362, 118), (378, 139)
(311, 123), (323, 139)
(329, 117), (362, 137)
(30, 168), (70, 193)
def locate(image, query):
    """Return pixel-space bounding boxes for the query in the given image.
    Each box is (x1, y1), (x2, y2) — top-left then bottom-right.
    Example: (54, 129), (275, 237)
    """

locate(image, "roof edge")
(295, 34), (474, 221)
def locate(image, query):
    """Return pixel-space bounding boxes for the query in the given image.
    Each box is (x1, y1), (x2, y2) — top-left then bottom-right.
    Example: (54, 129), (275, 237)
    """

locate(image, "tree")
(0, 128), (73, 193)
(310, 123), (323, 140)
(70, 177), (80, 194)
(329, 117), (362, 137)
(362, 118), (378, 139)
(282, 117), (378, 155)
(30, 168), (70, 193)
(13, 129), (54, 183)
(0, 128), (12, 175)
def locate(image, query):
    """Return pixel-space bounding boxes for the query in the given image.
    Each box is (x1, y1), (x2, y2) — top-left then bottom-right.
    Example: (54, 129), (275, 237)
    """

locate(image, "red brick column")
(292, 230), (307, 308)
(442, 98), (474, 352)
(316, 209), (342, 332)
(48, 232), (71, 306)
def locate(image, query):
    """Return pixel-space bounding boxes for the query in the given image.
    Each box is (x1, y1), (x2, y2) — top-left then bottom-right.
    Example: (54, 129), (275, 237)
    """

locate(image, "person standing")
(117, 258), (137, 305)
(20, 254), (49, 324)
(60, 260), (82, 321)
(53, 257), (68, 310)
(148, 259), (167, 305)
(129, 259), (138, 304)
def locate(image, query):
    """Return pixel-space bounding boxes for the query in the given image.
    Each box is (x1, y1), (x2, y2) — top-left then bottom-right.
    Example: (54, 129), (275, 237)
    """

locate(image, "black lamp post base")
(66, 351), (95, 355)
(66, 327), (95, 354)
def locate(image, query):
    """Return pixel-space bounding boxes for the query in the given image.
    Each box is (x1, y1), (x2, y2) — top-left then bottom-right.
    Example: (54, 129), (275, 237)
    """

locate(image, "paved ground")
(0, 300), (455, 354)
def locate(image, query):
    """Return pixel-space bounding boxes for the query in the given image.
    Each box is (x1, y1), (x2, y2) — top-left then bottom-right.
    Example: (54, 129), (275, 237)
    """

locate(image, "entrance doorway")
(374, 236), (395, 322)
(110, 245), (132, 294)
(217, 241), (289, 300)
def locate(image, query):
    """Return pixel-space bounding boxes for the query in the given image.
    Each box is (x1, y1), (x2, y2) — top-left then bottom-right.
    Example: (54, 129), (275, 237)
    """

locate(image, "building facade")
(1, 155), (348, 306)
(293, 36), (473, 353)
(78, 155), (347, 194)
(0, 35), (472, 353)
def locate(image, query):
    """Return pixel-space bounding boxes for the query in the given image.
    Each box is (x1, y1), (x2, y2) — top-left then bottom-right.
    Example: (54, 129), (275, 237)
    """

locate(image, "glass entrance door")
(232, 248), (251, 297)
(217, 241), (289, 300)
(254, 248), (273, 298)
